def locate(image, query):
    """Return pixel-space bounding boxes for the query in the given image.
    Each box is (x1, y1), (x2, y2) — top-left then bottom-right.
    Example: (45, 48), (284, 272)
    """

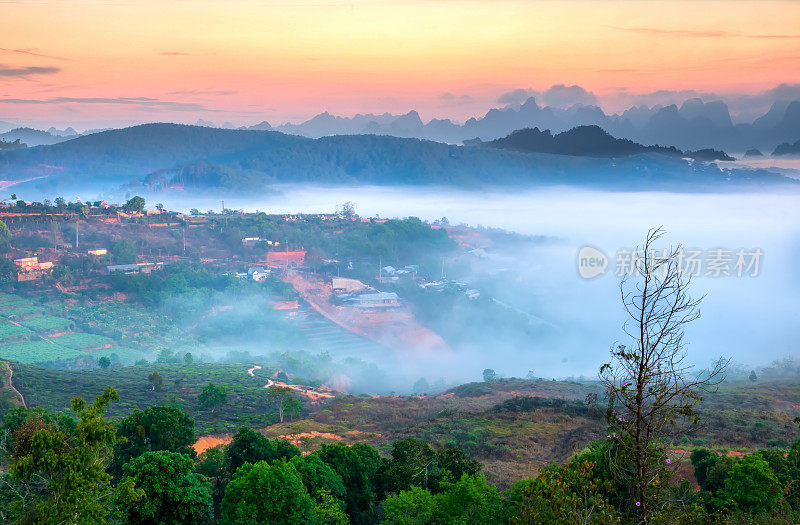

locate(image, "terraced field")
(0, 292), (145, 365)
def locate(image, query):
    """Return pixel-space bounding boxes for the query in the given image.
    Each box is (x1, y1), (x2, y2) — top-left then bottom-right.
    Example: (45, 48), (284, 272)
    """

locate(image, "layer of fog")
(156, 186), (800, 387)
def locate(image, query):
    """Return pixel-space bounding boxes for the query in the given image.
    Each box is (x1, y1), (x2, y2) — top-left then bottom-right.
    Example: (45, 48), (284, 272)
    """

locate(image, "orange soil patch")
(278, 431), (344, 446)
(344, 429), (382, 437)
(193, 435), (232, 455)
(272, 381), (336, 402)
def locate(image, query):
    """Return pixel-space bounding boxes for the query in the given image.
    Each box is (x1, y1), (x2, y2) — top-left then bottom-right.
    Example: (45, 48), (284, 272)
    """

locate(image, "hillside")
(773, 138), (800, 156)
(482, 125), (734, 161)
(246, 96), (800, 152)
(4, 362), (799, 488)
(0, 123), (794, 195)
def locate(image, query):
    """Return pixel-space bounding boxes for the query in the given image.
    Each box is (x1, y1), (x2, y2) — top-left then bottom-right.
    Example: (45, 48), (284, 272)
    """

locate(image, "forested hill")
(482, 125), (735, 161)
(0, 123), (307, 182)
(0, 123), (793, 195)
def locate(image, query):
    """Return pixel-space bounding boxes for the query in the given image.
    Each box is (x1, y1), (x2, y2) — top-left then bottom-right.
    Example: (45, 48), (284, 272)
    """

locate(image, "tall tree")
(113, 406), (196, 474)
(599, 228), (726, 523)
(123, 196), (146, 213)
(119, 450), (213, 525)
(267, 385), (301, 422)
(221, 460), (316, 524)
(198, 382), (227, 412)
(0, 219), (11, 245)
(8, 387), (125, 524)
(223, 427), (300, 476)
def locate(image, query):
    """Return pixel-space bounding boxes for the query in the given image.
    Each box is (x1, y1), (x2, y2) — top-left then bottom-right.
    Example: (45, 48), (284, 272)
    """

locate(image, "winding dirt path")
(247, 365), (274, 388)
(2, 361), (26, 408)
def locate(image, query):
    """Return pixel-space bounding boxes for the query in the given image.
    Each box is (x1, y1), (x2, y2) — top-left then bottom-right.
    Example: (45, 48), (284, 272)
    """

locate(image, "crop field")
(50, 332), (116, 350)
(0, 321), (32, 341)
(19, 315), (75, 333)
(11, 362), (290, 433)
(0, 293), (30, 307)
(0, 340), (84, 364)
(2, 306), (46, 319)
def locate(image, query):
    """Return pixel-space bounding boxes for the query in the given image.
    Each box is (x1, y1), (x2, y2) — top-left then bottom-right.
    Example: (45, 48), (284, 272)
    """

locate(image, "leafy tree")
(510, 461), (618, 524)
(381, 485), (435, 525)
(111, 239), (137, 264)
(113, 406), (196, 474)
(723, 452), (783, 514)
(120, 450), (213, 525)
(482, 368), (497, 382)
(190, 208), (200, 215)
(8, 387), (124, 524)
(786, 418), (800, 510)
(224, 427), (300, 476)
(382, 438), (436, 494)
(315, 441), (382, 524)
(221, 460), (316, 524)
(290, 454), (347, 503)
(433, 473), (508, 524)
(98, 356), (111, 369)
(0, 258), (15, 282)
(690, 448), (720, 490)
(412, 377), (429, 394)
(183, 352), (193, 364)
(599, 228), (726, 522)
(123, 195), (146, 213)
(199, 382), (228, 412)
(749, 370), (758, 382)
(0, 406), (76, 464)
(148, 371), (163, 391)
(380, 439), (480, 496)
(315, 489), (349, 525)
(195, 445), (227, 509)
(0, 219), (10, 245)
(267, 385), (302, 422)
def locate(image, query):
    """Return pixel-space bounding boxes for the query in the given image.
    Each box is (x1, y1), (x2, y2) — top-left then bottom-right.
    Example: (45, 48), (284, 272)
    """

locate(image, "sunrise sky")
(2, 0), (800, 129)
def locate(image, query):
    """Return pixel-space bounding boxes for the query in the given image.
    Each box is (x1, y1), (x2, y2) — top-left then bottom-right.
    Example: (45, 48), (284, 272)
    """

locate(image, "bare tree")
(599, 227), (727, 523)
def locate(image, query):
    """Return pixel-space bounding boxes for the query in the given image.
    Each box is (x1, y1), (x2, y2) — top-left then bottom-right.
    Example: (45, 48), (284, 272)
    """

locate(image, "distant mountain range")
(4, 95), (800, 154)
(0, 123), (793, 197)
(240, 97), (800, 153)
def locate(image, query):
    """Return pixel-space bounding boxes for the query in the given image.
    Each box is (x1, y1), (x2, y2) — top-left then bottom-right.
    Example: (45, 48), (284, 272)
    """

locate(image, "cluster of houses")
(105, 262), (168, 275)
(418, 278), (481, 299)
(331, 277), (400, 309)
(14, 257), (54, 282)
(229, 267), (273, 282)
(241, 237), (280, 248)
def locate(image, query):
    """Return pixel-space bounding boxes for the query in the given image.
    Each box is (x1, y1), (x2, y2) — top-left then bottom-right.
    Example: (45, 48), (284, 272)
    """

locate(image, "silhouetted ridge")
(485, 125), (731, 161)
(772, 139), (800, 156)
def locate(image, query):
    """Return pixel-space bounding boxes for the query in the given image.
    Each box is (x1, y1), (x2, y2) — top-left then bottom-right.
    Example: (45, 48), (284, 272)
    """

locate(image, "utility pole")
(75, 220), (79, 250)
(379, 255), (382, 283)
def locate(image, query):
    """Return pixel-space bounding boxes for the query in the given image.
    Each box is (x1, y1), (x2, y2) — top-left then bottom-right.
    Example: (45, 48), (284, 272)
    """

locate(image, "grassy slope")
(3, 363), (799, 488)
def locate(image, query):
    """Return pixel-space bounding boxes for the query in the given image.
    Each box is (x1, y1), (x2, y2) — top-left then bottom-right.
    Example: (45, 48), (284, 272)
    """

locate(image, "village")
(0, 196), (506, 369)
